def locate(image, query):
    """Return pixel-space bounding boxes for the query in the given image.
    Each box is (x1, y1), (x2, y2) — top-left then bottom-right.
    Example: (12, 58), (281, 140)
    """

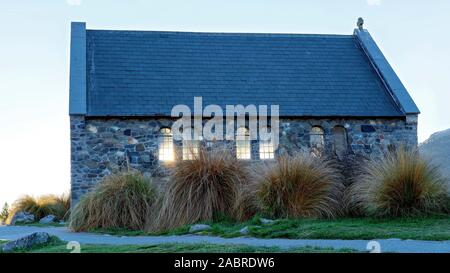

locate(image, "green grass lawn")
(0, 237), (355, 253)
(92, 215), (450, 241)
(13, 222), (66, 228)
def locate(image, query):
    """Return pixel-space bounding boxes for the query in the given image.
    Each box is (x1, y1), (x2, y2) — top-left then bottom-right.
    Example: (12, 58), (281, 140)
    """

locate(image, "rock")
(189, 224), (212, 233)
(9, 211), (35, 225)
(2, 232), (51, 252)
(128, 137), (138, 145)
(110, 126), (120, 132)
(86, 124), (98, 133)
(135, 144), (145, 152)
(39, 215), (57, 224)
(260, 218), (275, 225)
(239, 226), (249, 235)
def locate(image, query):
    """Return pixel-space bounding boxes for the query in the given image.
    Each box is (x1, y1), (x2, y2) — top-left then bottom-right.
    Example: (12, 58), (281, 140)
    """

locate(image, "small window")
(158, 128), (174, 161)
(236, 127), (251, 160)
(310, 126), (325, 157)
(259, 127), (274, 159)
(182, 127), (200, 160)
(333, 126), (348, 158)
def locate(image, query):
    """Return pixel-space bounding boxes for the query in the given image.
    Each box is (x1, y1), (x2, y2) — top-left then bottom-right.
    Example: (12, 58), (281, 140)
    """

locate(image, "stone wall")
(70, 115), (418, 205)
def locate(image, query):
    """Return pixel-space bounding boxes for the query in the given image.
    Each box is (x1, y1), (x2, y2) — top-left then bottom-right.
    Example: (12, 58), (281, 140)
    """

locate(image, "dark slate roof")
(85, 30), (404, 117)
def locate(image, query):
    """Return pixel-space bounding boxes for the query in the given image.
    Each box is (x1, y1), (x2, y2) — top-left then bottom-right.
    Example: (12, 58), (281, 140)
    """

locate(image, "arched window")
(259, 126), (274, 159)
(182, 127), (200, 160)
(310, 126), (325, 157)
(158, 127), (174, 161)
(332, 126), (348, 158)
(236, 127), (251, 160)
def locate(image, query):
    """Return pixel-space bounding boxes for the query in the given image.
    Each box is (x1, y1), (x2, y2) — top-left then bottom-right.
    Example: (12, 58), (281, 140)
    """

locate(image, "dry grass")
(150, 148), (251, 232)
(351, 148), (449, 217)
(6, 194), (70, 224)
(233, 179), (260, 222)
(69, 171), (157, 232)
(255, 154), (343, 219)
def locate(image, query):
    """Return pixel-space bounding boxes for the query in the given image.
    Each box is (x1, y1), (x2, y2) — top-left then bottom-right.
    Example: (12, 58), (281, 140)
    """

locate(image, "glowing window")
(236, 127), (251, 160)
(158, 128), (174, 161)
(259, 127), (274, 159)
(310, 126), (325, 157)
(182, 127), (200, 160)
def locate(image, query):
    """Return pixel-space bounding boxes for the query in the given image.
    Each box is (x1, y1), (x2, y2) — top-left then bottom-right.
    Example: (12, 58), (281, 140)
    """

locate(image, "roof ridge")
(86, 29), (353, 38)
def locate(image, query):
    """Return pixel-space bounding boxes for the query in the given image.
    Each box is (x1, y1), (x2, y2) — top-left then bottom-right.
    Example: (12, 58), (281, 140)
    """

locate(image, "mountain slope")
(419, 128), (450, 180)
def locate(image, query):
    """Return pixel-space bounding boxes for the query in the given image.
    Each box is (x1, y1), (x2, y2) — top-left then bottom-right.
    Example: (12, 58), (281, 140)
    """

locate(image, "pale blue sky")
(1, 0), (449, 205)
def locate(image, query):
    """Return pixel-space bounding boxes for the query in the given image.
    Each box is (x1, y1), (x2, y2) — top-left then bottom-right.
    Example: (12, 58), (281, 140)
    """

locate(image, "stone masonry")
(70, 115), (418, 205)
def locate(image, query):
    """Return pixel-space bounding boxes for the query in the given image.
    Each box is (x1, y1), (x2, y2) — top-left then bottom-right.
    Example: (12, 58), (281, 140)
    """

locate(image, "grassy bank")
(0, 239), (355, 253)
(92, 215), (450, 241)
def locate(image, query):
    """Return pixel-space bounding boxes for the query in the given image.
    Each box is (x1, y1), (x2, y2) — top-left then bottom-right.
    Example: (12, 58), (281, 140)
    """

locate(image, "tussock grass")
(151, 148), (251, 232)
(351, 148), (449, 217)
(6, 194), (70, 224)
(255, 154), (343, 219)
(69, 171), (157, 232)
(234, 178), (261, 221)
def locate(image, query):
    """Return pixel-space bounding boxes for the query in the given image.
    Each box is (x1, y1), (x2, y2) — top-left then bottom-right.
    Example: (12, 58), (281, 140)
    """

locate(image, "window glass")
(236, 127), (251, 159)
(310, 126), (325, 157)
(158, 128), (174, 161)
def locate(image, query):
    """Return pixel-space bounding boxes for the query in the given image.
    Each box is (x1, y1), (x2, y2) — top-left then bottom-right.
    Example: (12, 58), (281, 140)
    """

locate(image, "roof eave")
(354, 28), (420, 115)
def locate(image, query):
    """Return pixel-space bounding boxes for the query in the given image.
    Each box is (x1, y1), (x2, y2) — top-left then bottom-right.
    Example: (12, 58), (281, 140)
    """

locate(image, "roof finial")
(357, 17), (364, 30)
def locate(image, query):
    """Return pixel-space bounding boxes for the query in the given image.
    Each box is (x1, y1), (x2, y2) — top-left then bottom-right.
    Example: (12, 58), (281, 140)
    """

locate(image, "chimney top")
(357, 17), (364, 30)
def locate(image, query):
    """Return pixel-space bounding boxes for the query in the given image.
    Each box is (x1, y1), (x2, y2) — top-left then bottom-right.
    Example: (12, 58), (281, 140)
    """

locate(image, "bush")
(233, 178), (260, 221)
(0, 202), (9, 223)
(335, 154), (370, 217)
(69, 171), (157, 232)
(151, 148), (250, 232)
(6, 194), (70, 224)
(351, 148), (449, 217)
(255, 154), (343, 219)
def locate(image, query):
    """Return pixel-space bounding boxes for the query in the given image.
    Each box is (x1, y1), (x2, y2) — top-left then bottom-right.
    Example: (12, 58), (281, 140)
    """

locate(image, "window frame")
(310, 126), (325, 157)
(158, 127), (174, 161)
(332, 125), (348, 157)
(259, 126), (275, 160)
(182, 126), (201, 160)
(236, 127), (251, 160)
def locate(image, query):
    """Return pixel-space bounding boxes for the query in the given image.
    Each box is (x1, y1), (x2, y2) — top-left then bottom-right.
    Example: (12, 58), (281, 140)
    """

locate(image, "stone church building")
(69, 21), (419, 205)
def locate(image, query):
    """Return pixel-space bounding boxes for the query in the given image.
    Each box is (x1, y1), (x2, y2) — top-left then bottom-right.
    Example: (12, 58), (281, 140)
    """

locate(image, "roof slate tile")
(86, 30), (403, 117)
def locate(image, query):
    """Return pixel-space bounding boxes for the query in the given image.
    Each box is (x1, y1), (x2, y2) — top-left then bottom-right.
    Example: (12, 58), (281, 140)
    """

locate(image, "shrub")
(0, 202), (9, 223)
(255, 154), (343, 219)
(351, 148), (449, 217)
(336, 154), (370, 217)
(233, 179), (260, 222)
(69, 171), (157, 232)
(151, 148), (250, 232)
(6, 194), (70, 224)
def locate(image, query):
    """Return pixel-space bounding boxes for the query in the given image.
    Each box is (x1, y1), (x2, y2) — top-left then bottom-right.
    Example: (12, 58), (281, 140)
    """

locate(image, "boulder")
(239, 226), (249, 235)
(189, 224), (212, 233)
(2, 232), (51, 252)
(260, 218), (275, 225)
(39, 215), (57, 224)
(9, 211), (35, 225)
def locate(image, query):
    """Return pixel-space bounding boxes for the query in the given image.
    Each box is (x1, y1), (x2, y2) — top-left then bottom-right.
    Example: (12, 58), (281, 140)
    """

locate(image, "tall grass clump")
(151, 148), (250, 232)
(351, 148), (449, 217)
(6, 194), (70, 224)
(256, 154), (343, 219)
(69, 171), (157, 232)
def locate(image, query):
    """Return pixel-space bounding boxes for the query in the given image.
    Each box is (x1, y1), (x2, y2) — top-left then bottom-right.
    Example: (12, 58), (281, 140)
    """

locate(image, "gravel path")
(1, 225), (450, 253)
